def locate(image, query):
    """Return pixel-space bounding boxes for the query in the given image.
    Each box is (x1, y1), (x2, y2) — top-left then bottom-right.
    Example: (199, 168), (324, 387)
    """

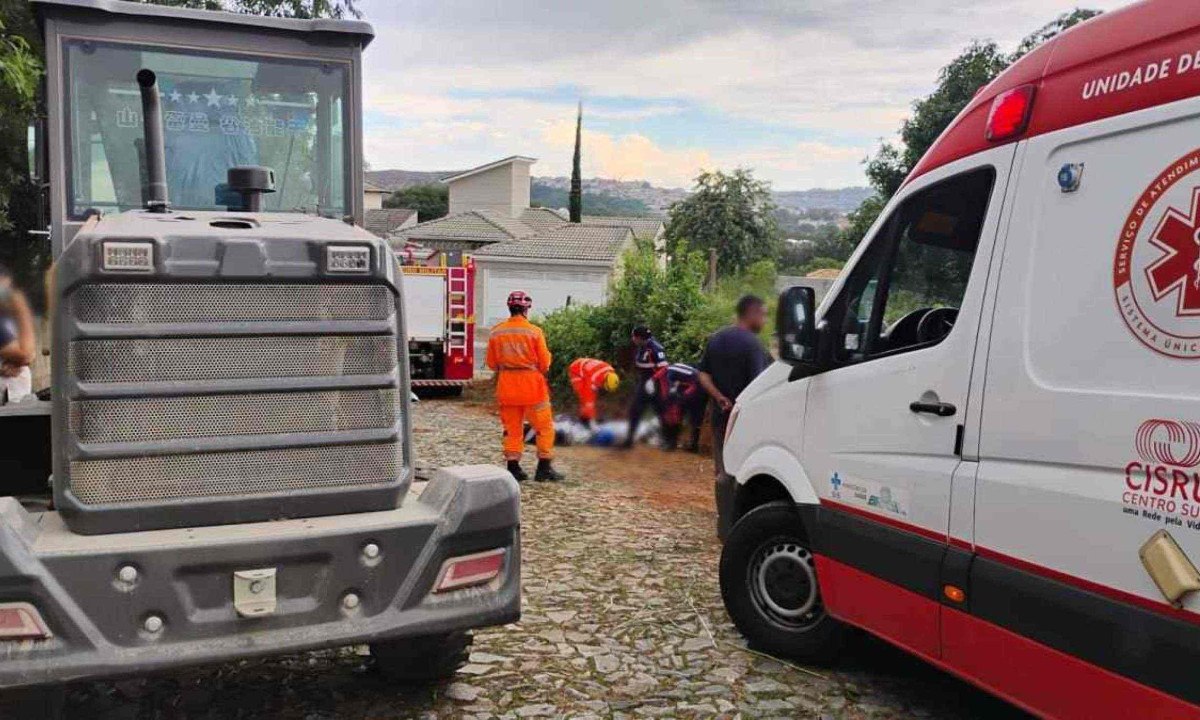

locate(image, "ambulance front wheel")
(719, 502), (844, 662)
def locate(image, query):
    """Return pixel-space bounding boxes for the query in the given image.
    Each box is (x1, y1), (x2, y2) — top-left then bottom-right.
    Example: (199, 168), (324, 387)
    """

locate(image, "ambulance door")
(965, 96), (1200, 710)
(803, 146), (1014, 659)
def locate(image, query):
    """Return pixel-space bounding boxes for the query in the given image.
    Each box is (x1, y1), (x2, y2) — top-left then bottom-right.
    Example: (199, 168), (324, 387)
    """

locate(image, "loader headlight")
(326, 245), (371, 274)
(101, 241), (155, 272)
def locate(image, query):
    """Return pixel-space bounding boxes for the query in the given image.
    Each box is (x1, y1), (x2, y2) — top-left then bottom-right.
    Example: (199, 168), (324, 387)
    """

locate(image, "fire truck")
(395, 246), (476, 393)
(0, 0), (520, 700)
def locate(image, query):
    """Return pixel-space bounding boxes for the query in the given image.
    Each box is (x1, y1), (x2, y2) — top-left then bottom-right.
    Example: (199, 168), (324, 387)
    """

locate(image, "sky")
(358, 0), (1126, 191)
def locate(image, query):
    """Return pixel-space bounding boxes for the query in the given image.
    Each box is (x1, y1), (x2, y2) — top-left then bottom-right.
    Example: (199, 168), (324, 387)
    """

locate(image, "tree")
(866, 41), (1009, 200)
(385, 184), (448, 222)
(1012, 9), (1101, 60)
(664, 169), (779, 275)
(128, 0), (360, 17)
(569, 102), (582, 223)
(843, 8), (1102, 254)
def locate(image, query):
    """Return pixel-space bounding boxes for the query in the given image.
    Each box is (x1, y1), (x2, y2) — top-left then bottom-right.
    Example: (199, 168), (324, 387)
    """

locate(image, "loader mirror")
(778, 285), (817, 364)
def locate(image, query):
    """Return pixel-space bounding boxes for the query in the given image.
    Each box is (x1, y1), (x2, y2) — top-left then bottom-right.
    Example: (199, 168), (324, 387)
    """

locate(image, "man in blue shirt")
(622, 325), (667, 448)
(698, 295), (771, 475)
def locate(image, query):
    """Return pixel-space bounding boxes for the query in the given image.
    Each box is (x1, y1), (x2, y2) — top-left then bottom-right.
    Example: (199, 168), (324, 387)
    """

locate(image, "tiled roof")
(394, 209), (537, 244)
(581, 215), (664, 242)
(364, 208), (416, 238)
(520, 207), (569, 231)
(473, 223), (634, 263)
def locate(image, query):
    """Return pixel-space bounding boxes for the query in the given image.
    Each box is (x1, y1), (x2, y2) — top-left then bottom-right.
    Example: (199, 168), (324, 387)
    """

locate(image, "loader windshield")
(63, 40), (349, 218)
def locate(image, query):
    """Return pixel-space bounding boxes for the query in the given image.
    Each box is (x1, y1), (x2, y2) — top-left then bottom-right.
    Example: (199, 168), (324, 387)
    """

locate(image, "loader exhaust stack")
(136, 68), (169, 213)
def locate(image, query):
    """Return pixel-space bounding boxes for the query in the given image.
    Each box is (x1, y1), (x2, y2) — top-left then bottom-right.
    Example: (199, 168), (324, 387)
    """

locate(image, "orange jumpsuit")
(486, 315), (555, 460)
(568, 358), (615, 422)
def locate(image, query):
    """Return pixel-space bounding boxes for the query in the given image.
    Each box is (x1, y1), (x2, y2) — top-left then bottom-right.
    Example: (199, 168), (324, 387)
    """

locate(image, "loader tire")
(720, 501), (843, 662)
(371, 631), (472, 684)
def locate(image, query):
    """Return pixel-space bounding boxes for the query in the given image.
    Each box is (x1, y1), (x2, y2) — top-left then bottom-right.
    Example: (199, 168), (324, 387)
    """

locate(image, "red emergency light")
(986, 84), (1036, 142)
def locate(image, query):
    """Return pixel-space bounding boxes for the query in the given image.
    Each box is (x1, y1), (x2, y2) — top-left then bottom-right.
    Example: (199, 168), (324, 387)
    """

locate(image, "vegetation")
(538, 246), (776, 402)
(127, 0), (360, 17)
(569, 103), (582, 223)
(385, 183), (449, 222)
(842, 9), (1102, 252)
(665, 169), (779, 275)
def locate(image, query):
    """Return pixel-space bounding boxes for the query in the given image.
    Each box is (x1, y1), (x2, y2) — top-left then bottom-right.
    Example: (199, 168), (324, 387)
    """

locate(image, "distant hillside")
(530, 184), (651, 217)
(774, 187), (874, 214)
(368, 168), (871, 217)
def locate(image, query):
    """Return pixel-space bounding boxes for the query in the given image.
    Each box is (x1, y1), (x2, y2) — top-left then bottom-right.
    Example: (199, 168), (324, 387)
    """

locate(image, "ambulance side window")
(835, 167), (995, 363)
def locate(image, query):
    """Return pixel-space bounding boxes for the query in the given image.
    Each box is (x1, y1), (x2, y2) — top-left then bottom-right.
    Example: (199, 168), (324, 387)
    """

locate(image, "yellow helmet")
(603, 371), (620, 393)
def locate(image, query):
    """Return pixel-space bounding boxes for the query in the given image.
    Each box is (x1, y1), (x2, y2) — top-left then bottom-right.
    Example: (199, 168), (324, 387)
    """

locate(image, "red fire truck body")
(398, 252), (476, 390)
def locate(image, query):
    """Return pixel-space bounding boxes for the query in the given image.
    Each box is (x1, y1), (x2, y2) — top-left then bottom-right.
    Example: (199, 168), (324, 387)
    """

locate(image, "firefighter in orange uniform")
(486, 291), (564, 482)
(567, 358), (620, 426)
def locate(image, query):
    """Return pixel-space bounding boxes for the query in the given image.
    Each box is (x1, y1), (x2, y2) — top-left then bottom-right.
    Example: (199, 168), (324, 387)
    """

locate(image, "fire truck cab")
(718, 2), (1200, 717)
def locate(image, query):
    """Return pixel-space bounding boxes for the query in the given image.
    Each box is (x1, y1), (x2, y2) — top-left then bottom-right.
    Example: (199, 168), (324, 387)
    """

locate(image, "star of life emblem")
(1114, 148), (1200, 358)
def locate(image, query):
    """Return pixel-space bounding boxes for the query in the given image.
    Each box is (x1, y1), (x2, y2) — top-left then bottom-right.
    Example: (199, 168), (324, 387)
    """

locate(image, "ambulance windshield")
(63, 40), (349, 218)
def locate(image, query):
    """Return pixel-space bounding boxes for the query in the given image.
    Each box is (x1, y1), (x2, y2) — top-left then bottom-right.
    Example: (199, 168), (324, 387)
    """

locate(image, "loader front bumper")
(0, 465), (520, 688)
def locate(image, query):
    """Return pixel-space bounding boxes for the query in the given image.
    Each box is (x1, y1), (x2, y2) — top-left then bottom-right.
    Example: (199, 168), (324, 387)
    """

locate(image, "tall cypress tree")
(569, 101), (582, 223)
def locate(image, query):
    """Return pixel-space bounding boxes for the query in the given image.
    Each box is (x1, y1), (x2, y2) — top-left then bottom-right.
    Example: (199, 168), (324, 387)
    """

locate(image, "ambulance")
(717, 2), (1200, 717)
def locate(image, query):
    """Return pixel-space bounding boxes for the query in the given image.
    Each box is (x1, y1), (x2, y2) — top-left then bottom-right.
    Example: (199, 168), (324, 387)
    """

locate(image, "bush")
(538, 248), (777, 405)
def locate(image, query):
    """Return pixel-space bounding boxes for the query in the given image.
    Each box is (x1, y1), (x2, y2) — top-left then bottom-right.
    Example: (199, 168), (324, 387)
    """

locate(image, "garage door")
(482, 266), (608, 328)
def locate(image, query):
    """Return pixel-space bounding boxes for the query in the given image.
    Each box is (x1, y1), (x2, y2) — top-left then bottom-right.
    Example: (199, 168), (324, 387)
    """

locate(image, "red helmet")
(507, 290), (533, 310)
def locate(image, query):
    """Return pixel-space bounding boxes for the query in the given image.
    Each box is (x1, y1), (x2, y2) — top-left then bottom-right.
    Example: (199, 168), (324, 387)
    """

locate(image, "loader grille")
(74, 283), (394, 324)
(70, 443), (400, 504)
(61, 282), (406, 513)
(70, 335), (397, 383)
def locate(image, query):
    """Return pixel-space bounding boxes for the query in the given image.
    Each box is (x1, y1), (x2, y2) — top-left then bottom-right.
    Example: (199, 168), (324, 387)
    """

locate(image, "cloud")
(357, 0), (1126, 188)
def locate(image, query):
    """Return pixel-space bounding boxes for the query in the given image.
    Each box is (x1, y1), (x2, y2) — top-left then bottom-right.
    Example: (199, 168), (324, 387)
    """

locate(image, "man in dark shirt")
(697, 295), (771, 475)
(623, 325), (667, 448)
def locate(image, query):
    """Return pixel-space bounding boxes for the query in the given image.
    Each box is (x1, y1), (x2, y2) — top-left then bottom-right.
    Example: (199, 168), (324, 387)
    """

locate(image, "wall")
(449, 166), (516, 217)
(510, 162), (531, 216)
(364, 191), (386, 210)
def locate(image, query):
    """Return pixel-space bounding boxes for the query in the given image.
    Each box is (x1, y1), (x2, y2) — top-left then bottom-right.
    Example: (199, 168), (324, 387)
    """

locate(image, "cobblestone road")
(32, 398), (1029, 719)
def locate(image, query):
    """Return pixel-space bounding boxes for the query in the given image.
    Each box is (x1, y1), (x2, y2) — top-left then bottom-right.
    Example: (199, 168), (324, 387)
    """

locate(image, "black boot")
(534, 459), (565, 482)
(506, 460), (528, 483)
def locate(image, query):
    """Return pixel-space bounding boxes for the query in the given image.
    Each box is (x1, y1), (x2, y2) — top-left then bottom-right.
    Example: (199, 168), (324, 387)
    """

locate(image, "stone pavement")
(44, 398), (1028, 719)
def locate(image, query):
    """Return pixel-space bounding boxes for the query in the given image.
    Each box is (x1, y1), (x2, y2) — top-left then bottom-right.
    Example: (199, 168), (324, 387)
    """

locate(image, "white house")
(390, 155), (664, 357)
(363, 180), (391, 210)
(443, 155), (536, 217)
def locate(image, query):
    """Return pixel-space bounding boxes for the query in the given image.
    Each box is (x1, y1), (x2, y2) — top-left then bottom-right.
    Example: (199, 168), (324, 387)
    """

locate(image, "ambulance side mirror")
(777, 285), (818, 365)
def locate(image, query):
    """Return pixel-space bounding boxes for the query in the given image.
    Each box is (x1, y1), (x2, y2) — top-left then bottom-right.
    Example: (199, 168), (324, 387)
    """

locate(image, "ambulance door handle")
(909, 401), (956, 417)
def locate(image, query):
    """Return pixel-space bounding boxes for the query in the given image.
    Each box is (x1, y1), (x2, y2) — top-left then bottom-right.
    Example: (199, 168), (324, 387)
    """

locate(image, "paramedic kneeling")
(0, 265), (35, 405)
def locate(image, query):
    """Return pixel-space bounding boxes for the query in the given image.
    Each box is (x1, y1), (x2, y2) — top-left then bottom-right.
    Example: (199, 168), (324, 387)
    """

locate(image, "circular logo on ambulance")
(1114, 148), (1200, 358)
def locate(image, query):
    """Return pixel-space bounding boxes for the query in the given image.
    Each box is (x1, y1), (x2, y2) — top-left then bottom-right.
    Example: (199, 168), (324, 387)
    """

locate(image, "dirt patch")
(558, 444), (715, 515)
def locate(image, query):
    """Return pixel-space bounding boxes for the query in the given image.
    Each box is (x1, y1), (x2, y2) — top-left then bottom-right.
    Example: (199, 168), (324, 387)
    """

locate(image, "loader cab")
(0, 0), (373, 496)
(36, 0), (371, 255)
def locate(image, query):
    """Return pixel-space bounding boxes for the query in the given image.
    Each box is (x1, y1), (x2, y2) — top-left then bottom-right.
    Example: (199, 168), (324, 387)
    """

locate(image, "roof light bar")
(986, 84), (1036, 142)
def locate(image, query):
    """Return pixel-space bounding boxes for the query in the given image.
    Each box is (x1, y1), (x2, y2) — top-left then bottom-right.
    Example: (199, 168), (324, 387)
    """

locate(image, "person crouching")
(567, 357), (619, 427)
(652, 363), (707, 452)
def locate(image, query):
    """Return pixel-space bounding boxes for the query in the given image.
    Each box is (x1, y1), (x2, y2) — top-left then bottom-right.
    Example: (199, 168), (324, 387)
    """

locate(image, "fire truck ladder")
(446, 266), (470, 356)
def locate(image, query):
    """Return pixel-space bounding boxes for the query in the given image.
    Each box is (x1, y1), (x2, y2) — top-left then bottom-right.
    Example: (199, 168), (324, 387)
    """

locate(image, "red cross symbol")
(1147, 186), (1200, 316)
